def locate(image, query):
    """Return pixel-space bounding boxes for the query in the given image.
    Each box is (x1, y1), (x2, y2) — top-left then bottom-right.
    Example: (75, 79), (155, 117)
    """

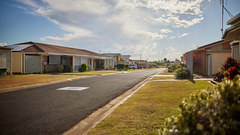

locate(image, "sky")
(0, 0), (240, 61)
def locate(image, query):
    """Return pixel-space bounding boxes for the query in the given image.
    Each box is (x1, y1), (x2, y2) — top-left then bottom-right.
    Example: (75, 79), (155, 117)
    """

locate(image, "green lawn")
(89, 80), (212, 135)
(61, 71), (116, 75)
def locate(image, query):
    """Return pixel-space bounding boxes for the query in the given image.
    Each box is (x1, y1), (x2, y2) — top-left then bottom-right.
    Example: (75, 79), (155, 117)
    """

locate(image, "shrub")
(63, 65), (72, 72)
(78, 63), (87, 72)
(58, 65), (64, 72)
(222, 57), (240, 72)
(124, 64), (129, 69)
(160, 77), (240, 135)
(175, 67), (190, 79)
(171, 64), (177, 71)
(116, 64), (124, 70)
(221, 57), (240, 80)
(227, 66), (239, 80)
(107, 66), (114, 70)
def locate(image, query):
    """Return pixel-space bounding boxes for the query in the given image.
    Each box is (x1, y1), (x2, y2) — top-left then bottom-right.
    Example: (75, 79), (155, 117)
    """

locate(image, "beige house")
(0, 46), (12, 75)
(9, 42), (114, 74)
(223, 12), (240, 61)
(102, 53), (124, 66)
(184, 40), (231, 77)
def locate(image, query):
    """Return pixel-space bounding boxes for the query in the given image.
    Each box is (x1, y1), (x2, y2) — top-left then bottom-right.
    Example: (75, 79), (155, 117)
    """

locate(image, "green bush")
(116, 64), (124, 70)
(124, 65), (129, 70)
(63, 65), (72, 72)
(58, 65), (64, 72)
(78, 63), (87, 72)
(160, 77), (240, 135)
(171, 64), (177, 71)
(175, 67), (190, 79)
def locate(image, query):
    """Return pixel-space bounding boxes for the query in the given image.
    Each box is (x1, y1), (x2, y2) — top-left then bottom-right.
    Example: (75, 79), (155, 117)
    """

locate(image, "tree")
(163, 58), (167, 63)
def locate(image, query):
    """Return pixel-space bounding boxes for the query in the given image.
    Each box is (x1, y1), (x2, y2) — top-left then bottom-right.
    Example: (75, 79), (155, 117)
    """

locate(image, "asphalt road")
(0, 68), (163, 135)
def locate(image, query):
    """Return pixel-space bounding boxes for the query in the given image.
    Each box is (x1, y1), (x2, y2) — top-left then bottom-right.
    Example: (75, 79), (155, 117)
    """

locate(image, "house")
(122, 55), (131, 65)
(129, 59), (147, 69)
(192, 40), (231, 76)
(8, 42), (114, 74)
(222, 12), (240, 61)
(0, 44), (12, 75)
(102, 53), (124, 66)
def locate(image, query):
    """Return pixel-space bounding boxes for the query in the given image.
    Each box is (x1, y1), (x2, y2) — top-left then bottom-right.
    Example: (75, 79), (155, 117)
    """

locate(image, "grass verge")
(61, 71), (116, 75)
(158, 72), (175, 75)
(152, 76), (175, 80)
(89, 80), (212, 135)
(0, 74), (78, 89)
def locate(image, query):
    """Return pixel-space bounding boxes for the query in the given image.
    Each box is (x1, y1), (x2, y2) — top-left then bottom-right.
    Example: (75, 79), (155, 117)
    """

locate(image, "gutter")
(19, 52), (112, 60)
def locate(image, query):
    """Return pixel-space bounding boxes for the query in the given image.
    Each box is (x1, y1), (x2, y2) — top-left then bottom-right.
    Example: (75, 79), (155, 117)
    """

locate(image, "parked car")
(129, 64), (137, 69)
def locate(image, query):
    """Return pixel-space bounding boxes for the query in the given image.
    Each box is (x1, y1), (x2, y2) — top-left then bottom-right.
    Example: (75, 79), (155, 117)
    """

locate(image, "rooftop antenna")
(220, 0), (233, 36)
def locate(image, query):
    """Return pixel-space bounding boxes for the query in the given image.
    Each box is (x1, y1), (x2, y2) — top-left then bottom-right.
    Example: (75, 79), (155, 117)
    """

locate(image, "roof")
(102, 53), (122, 57)
(223, 12), (240, 40)
(227, 12), (240, 25)
(9, 41), (108, 58)
(8, 44), (32, 51)
(0, 46), (12, 50)
(197, 40), (224, 50)
(122, 55), (131, 62)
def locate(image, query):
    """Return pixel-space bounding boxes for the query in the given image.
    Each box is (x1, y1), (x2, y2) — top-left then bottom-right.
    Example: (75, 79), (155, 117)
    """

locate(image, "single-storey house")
(129, 59), (147, 69)
(222, 12), (240, 61)
(102, 53), (125, 66)
(8, 42), (114, 74)
(192, 40), (231, 76)
(0, 45), (12, 75)
(122, 55), (131, 65)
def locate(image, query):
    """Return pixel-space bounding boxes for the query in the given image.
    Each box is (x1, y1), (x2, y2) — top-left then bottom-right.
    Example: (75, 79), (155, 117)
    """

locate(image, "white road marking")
(57, 87), (89, 91)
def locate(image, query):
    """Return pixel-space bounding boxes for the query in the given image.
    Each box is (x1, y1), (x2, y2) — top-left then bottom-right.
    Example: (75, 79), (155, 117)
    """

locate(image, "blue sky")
(0, 0), (240, 61)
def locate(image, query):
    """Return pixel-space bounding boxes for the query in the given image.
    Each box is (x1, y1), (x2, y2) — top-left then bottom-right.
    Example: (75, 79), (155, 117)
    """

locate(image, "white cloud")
(152, 16), (204, 28)
(132, 0), (203, 15)
(41, 25), (99, 41)
(16, 0), (38, 8)
(178, 33), (189, 38)
(16, 0), (207, 60)
(159, 29), (172, 33)
(163, 47), (183, 61)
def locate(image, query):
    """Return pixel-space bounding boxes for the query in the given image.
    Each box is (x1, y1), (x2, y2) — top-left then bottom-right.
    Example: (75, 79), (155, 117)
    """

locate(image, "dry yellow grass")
(0, 74), (78, 88)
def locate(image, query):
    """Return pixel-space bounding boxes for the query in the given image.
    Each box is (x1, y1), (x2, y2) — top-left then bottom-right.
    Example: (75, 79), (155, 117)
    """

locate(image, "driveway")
(0, 68), (164, 135)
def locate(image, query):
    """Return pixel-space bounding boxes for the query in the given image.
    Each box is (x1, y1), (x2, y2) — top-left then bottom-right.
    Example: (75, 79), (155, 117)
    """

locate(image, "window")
(49, 55), (61, 64)
(233, 45), (239, 60)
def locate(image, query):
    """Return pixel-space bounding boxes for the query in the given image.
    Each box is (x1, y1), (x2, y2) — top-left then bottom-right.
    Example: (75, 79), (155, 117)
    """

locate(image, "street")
(0, 69), (163, 135)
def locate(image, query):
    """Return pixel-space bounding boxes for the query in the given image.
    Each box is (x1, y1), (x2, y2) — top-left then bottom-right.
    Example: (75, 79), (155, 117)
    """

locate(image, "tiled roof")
(12, 41), (106, 57)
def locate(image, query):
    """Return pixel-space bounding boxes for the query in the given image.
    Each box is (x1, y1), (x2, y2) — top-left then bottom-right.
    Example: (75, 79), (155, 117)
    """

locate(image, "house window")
(49, 55), (61, 64)
(233, 45), (239, 60)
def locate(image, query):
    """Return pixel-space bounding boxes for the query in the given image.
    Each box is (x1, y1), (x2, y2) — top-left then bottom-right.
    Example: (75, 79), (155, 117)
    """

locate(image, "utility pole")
(221, 0), (224, 36)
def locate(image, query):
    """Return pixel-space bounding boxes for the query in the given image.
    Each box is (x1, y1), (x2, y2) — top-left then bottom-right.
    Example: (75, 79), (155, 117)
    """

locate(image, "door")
(25, 55), (41, 73)
(207, 54), (211, 76)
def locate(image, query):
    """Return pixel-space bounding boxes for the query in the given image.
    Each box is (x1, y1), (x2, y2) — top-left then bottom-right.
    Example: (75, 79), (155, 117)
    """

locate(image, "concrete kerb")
(63, 71), (162, 135)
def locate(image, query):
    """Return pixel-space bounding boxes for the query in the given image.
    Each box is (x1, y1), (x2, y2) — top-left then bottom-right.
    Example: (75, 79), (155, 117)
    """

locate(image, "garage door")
(25, 55), (41, 73)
